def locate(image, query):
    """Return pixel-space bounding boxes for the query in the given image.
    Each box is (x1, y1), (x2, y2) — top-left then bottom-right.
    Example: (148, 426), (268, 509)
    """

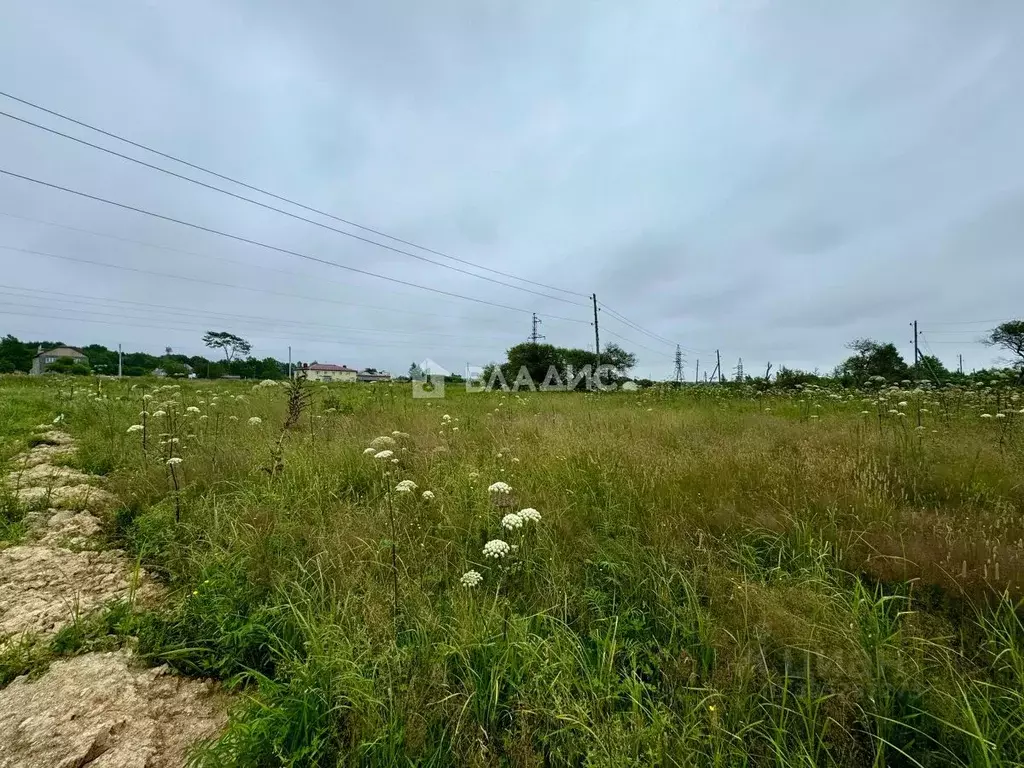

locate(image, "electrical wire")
(599, 327), (664, 356)
(0, 168), (589, 325)
(0, 305), (508, 353)
(0, 90), (587, 299)
(0, 109), (584, 306)
(0, 209), (482, 314)
(0, 286), (528, 344)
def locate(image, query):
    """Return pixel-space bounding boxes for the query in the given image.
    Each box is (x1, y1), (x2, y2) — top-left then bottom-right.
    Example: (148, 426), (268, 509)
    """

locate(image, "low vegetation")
(2, 373), (1023, 766)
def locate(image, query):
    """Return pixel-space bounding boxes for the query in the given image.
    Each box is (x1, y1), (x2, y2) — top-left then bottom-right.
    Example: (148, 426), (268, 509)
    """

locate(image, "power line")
(920, 319), (1014, 326)
(0, 90), (587, 300)
(596, 300), (712, 356)
(599, 326), (665, 356)
(597, 302), (677, 347)
(0, 306), (506, 353)
(0, 243), (591, 330)
(0, 109), (582, 307)
(0, 168), (589, 325)
(0, 287), (528, 344)
(0, 210), (564, 322)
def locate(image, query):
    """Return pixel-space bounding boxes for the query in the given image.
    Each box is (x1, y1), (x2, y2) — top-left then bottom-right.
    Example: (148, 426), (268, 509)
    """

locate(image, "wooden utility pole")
(117, 344), (122, 378)
(715, 349), (722, 382)
(912, 321), (920, 366)
(958, 354), (963, 374)
(591, 294), (601, 367)
(695, 359), (699, 383)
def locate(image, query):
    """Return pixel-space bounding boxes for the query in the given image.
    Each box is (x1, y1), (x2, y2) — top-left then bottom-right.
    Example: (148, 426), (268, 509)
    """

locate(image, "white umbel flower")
(369, 435), (396, 449)
(362, 447), (376, 455)
(421, 490), (435, 501)
(152, 410), (167, 418)
(482, 539), (511, 559)
(374, 450), (394, 460)
(248, 416), (262, 425)
(186, 406), (201, 414)
(391, 431), (410, 438)
(166, 457), (183, 466)
(518, 508), (541, 523)
(981, 413), (993, 419)
(501, 513), (524, 530)
(395, 479), (418, 493)
(460, 570), (483, 587)
(488, 481), (512, 494)
(127, 424), (144, 433)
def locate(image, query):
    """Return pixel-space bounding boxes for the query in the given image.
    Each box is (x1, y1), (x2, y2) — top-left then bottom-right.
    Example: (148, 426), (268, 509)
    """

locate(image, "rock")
(5, 464), (96, 488)
(0, 651), (228, 768)
(15, 485), (118, 514)
(9, 445), (76, 469)
(33, 431), (74, 446)
(0, 546), (159, 638)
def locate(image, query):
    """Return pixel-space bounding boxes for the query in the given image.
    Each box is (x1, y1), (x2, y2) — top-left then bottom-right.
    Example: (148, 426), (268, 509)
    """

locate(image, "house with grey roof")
(30, 346), (89, 375)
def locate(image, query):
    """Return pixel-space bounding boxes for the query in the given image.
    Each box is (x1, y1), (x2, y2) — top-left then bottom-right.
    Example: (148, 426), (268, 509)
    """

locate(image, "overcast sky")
(1, 1), (1022, 379)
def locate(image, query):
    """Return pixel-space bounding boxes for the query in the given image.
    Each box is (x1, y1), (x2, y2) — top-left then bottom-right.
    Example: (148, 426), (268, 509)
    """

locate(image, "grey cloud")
(1, 0), (1023, 381)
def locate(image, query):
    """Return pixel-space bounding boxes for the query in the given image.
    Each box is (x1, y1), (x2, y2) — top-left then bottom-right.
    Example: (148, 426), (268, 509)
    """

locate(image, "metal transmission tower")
(529, 312), (545, 344)
(673, 345), (684, 384)
(735, 357), (744, 382)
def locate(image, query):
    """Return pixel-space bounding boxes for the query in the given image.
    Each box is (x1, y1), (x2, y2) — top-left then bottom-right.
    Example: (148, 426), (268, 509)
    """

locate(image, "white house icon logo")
(412, 358), (450, 399)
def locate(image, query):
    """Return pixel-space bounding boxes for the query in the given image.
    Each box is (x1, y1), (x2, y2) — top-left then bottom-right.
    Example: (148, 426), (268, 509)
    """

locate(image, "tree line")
(0, 331), (288, 379)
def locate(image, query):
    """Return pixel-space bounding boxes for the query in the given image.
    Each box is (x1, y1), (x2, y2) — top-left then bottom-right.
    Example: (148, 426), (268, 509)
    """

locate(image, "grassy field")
(2, 374), (1023, 766)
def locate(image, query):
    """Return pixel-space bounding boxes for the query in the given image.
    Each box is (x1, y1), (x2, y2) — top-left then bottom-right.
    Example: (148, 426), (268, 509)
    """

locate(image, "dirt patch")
(9, 444), (76, 469)
(0, 650), (228, 768)
(0, 546), (157, 638)
(24, 508), (105, 548)
(32, 430), (74, 447)
(6, 464), (96, 488)
(15, 484), (119, 514)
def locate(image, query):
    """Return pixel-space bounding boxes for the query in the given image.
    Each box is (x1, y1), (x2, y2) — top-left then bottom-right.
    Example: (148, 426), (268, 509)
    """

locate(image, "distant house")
(357, 370), (391, 383)
(30, 346), (88, 375)
(296, 363), (358, 383)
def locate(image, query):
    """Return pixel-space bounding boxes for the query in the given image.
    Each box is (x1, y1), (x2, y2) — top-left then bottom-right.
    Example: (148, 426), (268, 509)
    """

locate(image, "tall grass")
(2, 375), (1023, 765)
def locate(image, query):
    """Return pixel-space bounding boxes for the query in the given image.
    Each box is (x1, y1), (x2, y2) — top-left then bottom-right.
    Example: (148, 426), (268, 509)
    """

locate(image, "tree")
(0, 334), (33, 373)
(496, 342), (637, 391)
(0, 359), (15, 374)
(409, 362), (423, 380)
(47, 357), (91, 376)
(836, 339), (909, 383)
(202, 331), (252, 362)
(160, 358), (189, 377)
(910, 354), (950, 383)
(985, 320), (1024, 380)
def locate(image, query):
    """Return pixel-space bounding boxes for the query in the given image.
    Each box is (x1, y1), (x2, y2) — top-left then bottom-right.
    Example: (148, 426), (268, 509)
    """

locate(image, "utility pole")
(529, 313), (545, 344)
(117, 344), (122, 378)
(591, 294), (601, 367)
(695, 359), (699, 383)
(912, 321), (920, 367)
(958, 354), (963, 374)
(288, 346), (293, 379)
(673, 345), (684, 384)
(715, 349), (722, 383)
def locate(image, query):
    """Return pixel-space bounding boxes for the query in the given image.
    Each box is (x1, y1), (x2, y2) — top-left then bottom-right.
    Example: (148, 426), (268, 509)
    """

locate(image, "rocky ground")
(0, 427), (227, 767)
